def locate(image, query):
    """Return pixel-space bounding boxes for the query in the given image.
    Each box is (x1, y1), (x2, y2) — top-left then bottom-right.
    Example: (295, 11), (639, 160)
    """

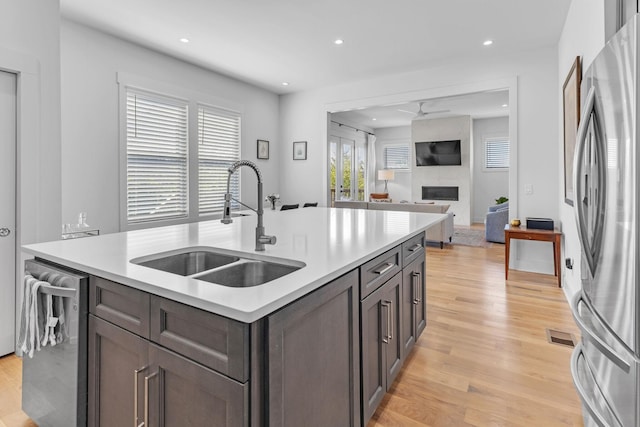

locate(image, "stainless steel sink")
(135, 251), (239, 276)
(131, 247), (304, 286)
(195, 260), (301, 287)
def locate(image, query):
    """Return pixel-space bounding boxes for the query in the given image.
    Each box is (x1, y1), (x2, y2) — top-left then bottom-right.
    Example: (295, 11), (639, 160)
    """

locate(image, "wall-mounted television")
(415, 140), (461, 166)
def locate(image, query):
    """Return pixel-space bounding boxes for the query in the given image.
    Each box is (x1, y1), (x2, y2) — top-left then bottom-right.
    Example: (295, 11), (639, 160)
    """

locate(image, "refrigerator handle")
(570, 292), (632, 372)
(570, 343), (623, 427)
(573, 86), (607, 277)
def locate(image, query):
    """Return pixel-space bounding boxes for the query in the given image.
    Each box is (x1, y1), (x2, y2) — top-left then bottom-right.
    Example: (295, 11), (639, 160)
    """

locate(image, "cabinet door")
(361, 281), (387, 424)
(401, 252), (426, 355)
(268, 269), (360, 427)
(147, 344), (248, 427)
(88, 315), (148, 427)
(361, 272), (402, 424)
(414, 255), (427, 339)
(383, 273), (403, 387)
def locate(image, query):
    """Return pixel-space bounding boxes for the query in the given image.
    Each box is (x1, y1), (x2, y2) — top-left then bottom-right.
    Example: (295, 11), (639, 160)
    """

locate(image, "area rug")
(451, 227), (493, 248)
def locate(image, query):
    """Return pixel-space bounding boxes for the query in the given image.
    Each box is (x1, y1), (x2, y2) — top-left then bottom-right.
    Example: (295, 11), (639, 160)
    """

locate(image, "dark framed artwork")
(257, 139), (269, 159)
(293, 141), (307, 160)
(563, 56), (581, 206)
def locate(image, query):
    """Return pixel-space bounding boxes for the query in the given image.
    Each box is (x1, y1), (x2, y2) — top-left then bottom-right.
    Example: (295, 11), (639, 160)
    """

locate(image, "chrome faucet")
(221, 160), (276, 251)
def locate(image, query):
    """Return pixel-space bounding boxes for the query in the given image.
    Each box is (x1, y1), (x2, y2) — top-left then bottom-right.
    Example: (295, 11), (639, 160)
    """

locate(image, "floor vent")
(546, 328), (576, 348)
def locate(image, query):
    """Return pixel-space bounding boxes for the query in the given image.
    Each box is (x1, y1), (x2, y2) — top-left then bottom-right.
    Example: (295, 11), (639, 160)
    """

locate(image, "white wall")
(3, 1), (62, 244)
(280, 46), (559, 274)
(557, 1), (606, 299)
(412, 116), (471, 225)
(472, 117), (509, 223)
(3, 0), (62, 355)
(374, 126), (411, 201)
(61, 20), (281, 234)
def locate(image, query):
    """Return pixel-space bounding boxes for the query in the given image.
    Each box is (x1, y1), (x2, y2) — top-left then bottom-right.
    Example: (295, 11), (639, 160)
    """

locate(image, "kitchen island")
(23, 207), (444, 427)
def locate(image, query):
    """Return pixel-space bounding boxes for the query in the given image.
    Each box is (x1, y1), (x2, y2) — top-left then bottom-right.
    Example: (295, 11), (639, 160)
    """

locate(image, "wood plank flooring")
(369, 243), (583, 426)
(0, 239), (583, 426)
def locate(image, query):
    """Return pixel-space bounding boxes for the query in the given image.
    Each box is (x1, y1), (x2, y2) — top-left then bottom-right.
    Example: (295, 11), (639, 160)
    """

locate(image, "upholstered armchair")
(485, 201), (509, 243)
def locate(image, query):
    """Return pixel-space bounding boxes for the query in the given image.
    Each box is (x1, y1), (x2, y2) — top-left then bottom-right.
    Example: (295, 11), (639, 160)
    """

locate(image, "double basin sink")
(131, 248), (305, 287)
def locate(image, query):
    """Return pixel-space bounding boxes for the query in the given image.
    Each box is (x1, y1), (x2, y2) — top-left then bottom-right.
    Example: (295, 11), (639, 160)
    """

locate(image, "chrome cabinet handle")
(570, 292), (632, 372)
(408, 243), (422, 252)
(0, 228), (9, 237)
(411, 272), (421, 304)
(134, 366), (148, 427)
(384, 299), (393, 341)
(144, 371), (158, 427)
(381, 301), (390, 344)
(374, 262), (395, 275)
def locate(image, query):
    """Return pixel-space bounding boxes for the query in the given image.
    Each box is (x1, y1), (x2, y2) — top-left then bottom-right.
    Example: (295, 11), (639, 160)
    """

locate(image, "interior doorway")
(0, 70), (17, 356)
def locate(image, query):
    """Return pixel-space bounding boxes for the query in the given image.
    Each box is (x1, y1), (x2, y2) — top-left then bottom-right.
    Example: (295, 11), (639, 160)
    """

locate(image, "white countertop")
(22, 207), (444, 323)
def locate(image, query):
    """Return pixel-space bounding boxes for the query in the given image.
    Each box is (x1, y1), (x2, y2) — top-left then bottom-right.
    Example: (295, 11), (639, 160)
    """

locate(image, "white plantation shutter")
(384, 145), (409, 170)
(126, 89), (189, 223)
(485, 138), (510, 169)
(198, 106), (241, 215)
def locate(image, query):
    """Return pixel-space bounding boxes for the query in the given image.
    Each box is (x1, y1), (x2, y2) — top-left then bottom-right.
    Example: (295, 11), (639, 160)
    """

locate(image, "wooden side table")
(504, 224), (562, 287)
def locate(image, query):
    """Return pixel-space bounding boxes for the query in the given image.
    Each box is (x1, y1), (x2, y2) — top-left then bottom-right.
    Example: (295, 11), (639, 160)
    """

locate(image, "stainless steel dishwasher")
(22, 259), (88, 427)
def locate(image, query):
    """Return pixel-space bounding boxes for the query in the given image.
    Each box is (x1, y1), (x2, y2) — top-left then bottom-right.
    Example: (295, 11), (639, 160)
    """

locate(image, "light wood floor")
(0, 240), (583, 427)
(369, 242), (583, 426)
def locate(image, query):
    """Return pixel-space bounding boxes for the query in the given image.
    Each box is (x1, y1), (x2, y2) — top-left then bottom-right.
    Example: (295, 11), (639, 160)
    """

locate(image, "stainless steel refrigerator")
(570, 13), (640, 427)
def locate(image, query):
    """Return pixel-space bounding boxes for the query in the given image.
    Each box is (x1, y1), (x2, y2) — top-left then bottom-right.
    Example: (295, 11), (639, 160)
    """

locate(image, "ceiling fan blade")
(423, 109), (450, 115)
(397, 109), (415, 114)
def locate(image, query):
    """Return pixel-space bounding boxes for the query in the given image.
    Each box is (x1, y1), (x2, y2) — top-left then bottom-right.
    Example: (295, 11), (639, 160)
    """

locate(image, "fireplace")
(422, 186), (459, 201)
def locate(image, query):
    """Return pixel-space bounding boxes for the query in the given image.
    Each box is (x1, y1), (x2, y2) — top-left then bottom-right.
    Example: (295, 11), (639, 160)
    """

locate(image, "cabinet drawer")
(150, 296), (250, 382)
(90, 276), (150, 338)
(402, 232), (425, 267)
(360, 246), (401, 299)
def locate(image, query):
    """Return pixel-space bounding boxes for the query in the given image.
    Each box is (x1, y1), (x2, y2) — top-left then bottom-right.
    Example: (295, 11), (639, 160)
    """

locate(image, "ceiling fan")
(398, 101), (449, 120)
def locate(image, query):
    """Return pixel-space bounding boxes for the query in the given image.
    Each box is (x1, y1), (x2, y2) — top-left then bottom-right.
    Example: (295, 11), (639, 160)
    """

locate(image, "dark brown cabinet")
(86, 233), (425, 427)
(360, 272), (403, 423)
(88, 278), (249, 427)
(401, 252), (426, 356)
(268, 269), (360, 427)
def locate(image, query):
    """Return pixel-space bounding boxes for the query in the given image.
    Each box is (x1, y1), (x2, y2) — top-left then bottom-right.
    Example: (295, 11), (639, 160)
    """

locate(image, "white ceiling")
(60, 0), (571, 95)
(332, 89), (510, 129)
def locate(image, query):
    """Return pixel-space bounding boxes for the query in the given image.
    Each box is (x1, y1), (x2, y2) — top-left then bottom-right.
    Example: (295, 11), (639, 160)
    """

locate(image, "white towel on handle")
(17, 275), (37, 356)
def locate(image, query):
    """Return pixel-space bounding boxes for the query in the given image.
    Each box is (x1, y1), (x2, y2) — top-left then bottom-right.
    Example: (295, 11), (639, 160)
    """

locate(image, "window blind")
(126, 89), (188, 223)
(384, 145), (410, 170)
(485, 139), (510, 169)
(198, 105), (241, 215)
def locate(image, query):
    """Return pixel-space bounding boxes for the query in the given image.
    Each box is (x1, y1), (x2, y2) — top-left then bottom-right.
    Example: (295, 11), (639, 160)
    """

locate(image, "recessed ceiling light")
(502, 104), (508, 107)
(372, 118), (377, 121)
(483, 40), (493, 46)
(282, 82), (289, 86)
(334, 39), (344, 45)
(179, 38), (190, 43)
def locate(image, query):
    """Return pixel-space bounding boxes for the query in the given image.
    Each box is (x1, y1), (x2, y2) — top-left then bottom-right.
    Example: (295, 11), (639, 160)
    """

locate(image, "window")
(384, 145), (410, 170)
(123, 84), (242, 228)
(484, 138), (510, 170)
(125, 89), (189, 224)
(198, 106), (241, 214)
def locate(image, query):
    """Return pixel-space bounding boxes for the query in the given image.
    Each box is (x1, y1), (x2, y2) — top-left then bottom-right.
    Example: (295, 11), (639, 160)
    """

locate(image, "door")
(330, 136), (355, 202)
(383, 274), (403, 387)
(401, 254), (426, 356)
(0, 70), (16, 356)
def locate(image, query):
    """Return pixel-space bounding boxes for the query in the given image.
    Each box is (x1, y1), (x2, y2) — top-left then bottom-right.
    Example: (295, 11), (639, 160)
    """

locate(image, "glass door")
(330, 136), (357, 204)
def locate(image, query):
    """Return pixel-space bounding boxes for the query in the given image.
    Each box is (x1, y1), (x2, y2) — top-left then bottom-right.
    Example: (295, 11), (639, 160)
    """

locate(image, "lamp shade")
(377, 169), (395, 181)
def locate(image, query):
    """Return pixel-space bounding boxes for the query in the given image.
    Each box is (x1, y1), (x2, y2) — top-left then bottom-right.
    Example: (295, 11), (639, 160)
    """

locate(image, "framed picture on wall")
(257, 139), (269, 159)
(563, 56), (581, 206)
(293, 141), (307, 160)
